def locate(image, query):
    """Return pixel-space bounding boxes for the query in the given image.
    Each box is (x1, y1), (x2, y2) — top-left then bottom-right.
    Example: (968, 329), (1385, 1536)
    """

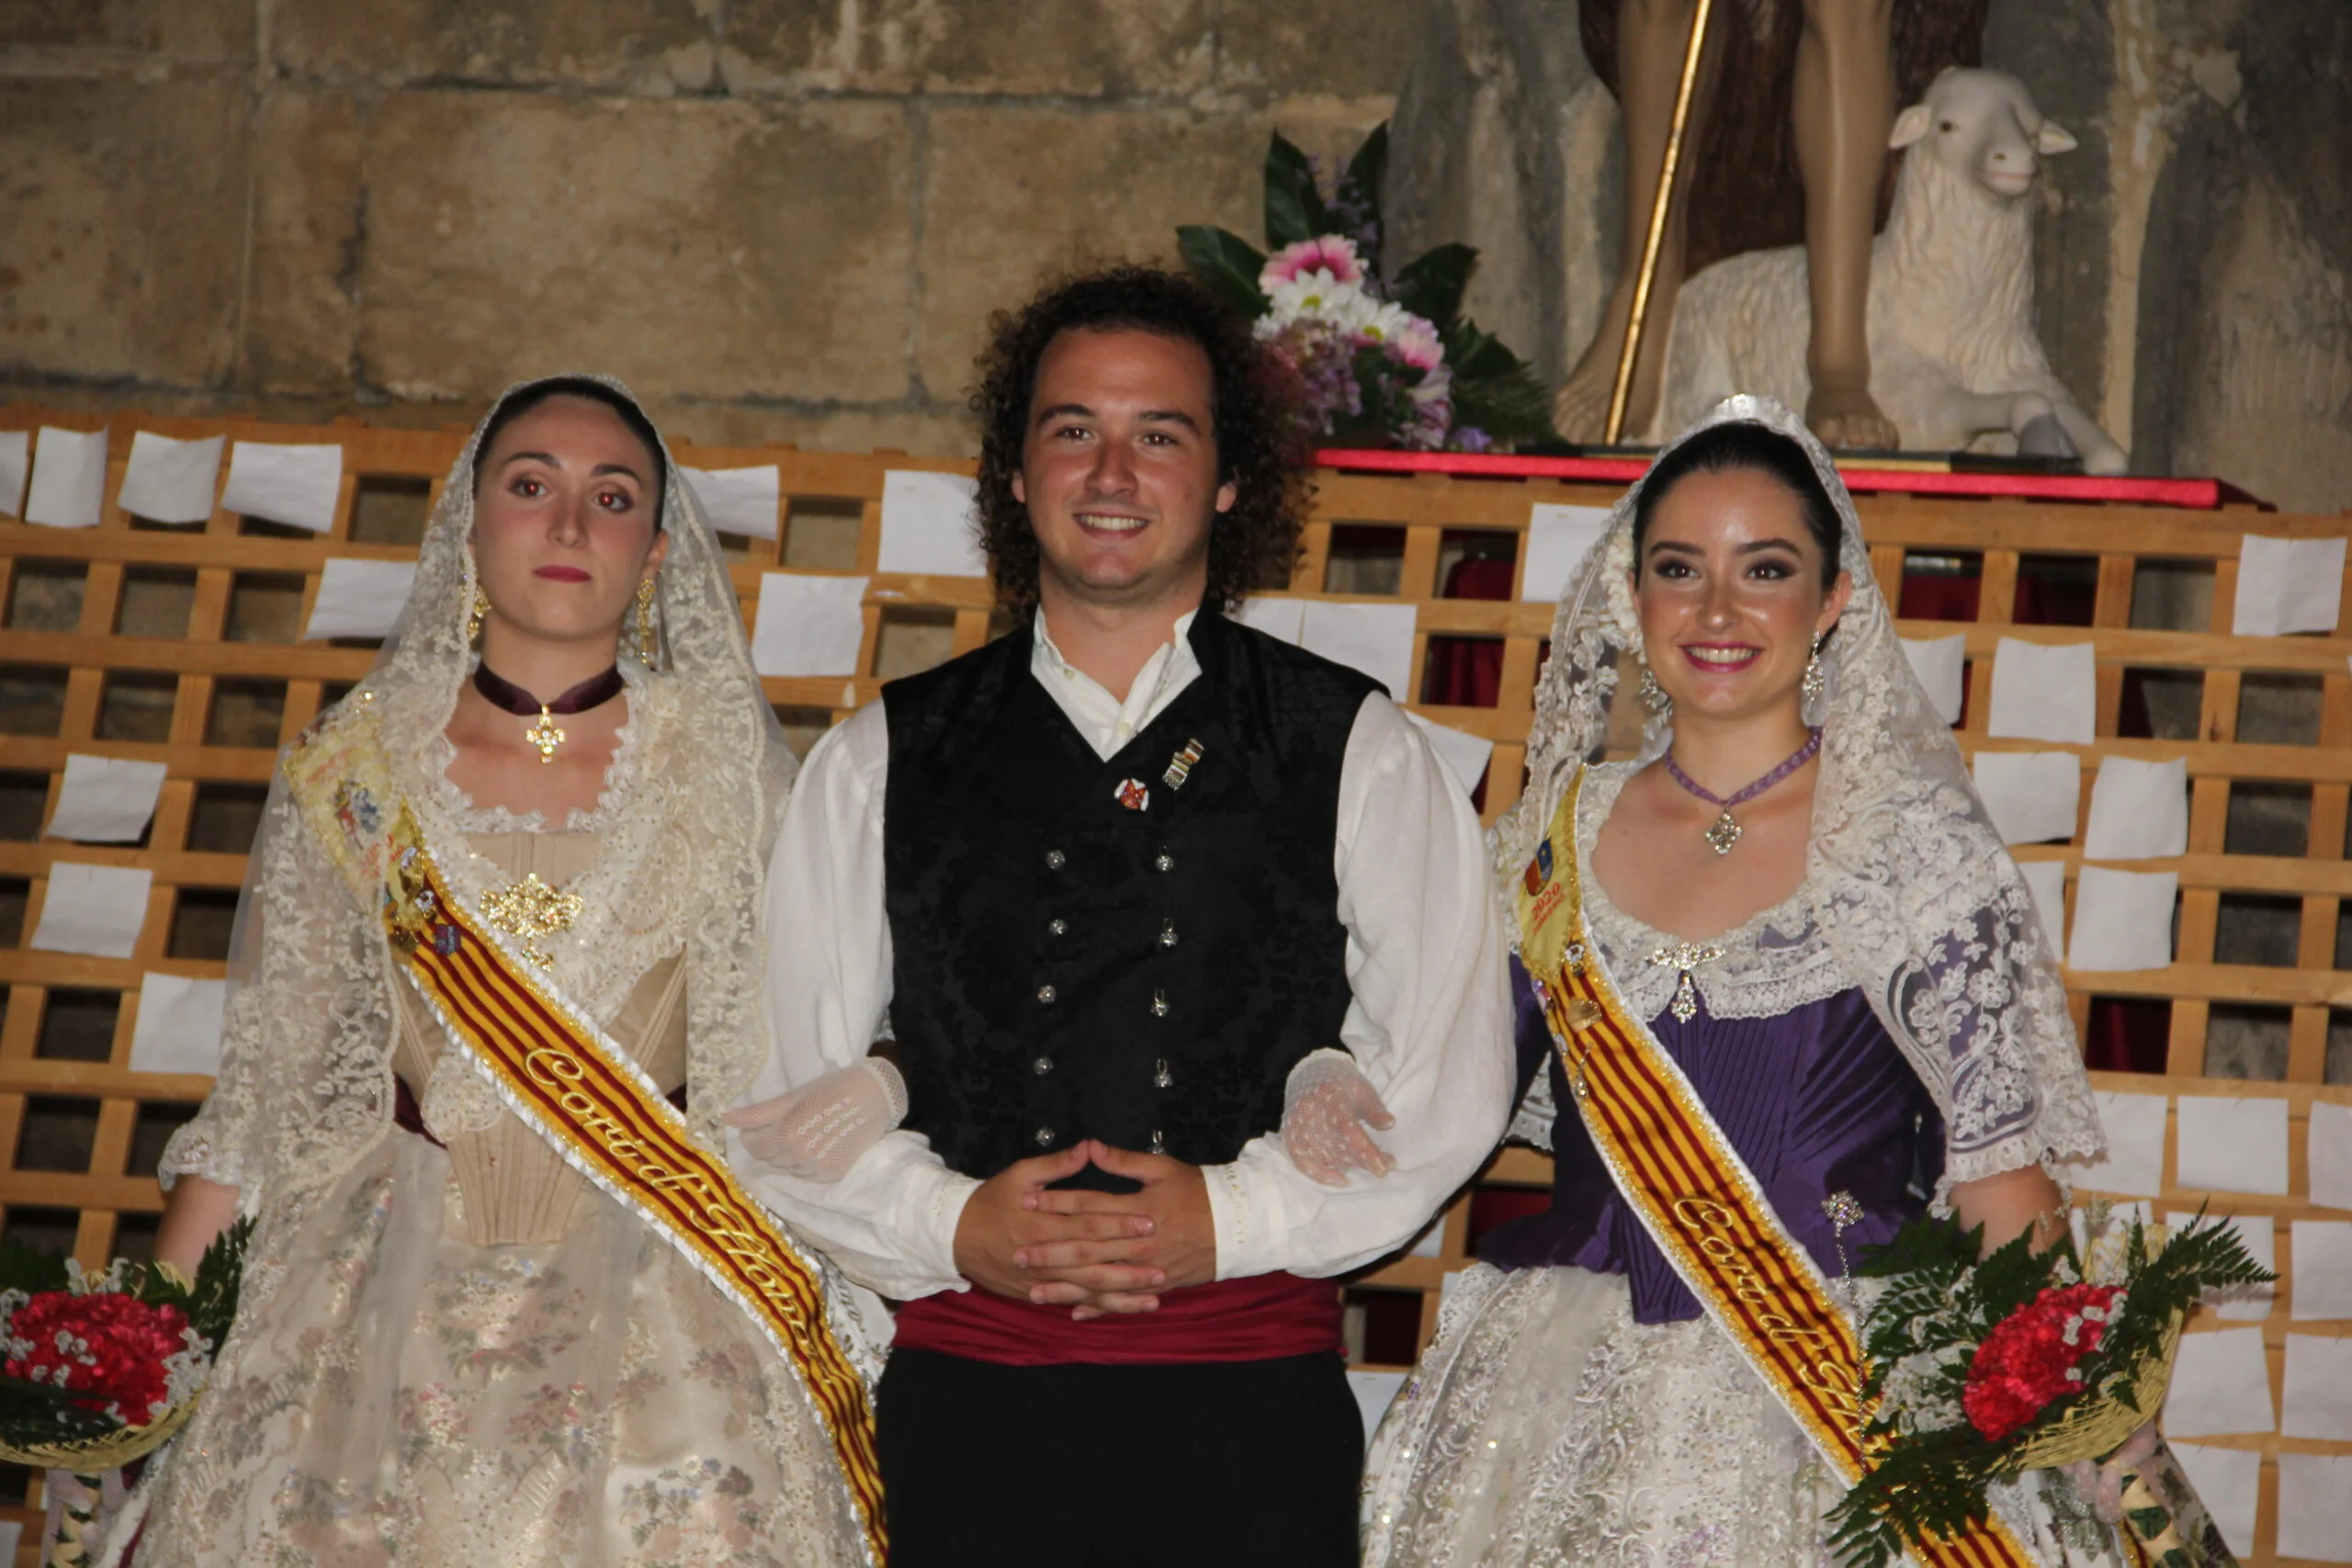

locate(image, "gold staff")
(1604, 0), (1715, 446)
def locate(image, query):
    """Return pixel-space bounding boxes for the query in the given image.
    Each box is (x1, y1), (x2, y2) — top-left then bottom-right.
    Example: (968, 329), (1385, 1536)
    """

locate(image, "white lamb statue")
(1650, 67), (2127, 473)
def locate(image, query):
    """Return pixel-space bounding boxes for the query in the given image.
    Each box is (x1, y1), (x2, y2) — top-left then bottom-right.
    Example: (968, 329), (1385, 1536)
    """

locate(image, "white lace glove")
(2059, 1420), (2161, 1526)
(1279, 1048), (1396, 1187)
(723, 1058), (909, 1183)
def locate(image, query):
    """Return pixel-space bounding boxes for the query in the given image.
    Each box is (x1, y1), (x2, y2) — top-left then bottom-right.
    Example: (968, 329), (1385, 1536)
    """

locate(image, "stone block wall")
(0, 1), (1420, 452)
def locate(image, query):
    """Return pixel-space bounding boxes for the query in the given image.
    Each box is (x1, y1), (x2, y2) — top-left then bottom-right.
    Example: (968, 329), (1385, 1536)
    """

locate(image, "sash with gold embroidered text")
(1514, 767), (2033, 1568)
(283, 709), (887, 1564)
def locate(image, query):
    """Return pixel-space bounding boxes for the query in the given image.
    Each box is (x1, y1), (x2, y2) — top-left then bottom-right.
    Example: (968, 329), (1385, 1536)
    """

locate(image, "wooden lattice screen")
(0, 406), (2346, 1565)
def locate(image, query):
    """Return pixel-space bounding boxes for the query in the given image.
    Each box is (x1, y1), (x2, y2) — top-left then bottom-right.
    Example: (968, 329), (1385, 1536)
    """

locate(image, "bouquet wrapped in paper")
(0, 1221), (249, 1566)
(1830, 1201), (2269, 1568)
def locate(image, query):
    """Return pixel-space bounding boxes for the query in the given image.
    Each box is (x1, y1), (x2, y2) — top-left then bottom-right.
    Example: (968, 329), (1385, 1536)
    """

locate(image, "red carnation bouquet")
(1826, 1201), (2270, 1568)
(0, 1220), (249, 1565)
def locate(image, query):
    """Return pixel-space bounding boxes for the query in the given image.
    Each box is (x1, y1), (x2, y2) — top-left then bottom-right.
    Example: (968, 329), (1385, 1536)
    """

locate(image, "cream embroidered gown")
(140, 821), (871, 1567)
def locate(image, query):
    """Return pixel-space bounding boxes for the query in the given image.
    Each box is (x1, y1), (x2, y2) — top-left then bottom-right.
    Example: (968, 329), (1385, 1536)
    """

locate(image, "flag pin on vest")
(1114, 778), (1150, 811)
(1162, 739), (1204, 789)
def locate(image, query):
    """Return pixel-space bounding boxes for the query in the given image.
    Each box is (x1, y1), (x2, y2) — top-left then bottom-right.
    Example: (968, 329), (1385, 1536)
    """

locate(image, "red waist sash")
(892, 1270), (1343, 1366)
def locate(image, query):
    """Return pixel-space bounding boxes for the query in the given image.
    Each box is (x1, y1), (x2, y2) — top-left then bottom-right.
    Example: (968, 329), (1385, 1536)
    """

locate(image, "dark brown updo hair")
(474, 377), (668, 532)
(1630, 421), (1844, 588)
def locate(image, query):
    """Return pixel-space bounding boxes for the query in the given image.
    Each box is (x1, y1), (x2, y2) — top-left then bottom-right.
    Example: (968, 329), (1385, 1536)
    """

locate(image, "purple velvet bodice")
(1482, 954), (1944, 1325)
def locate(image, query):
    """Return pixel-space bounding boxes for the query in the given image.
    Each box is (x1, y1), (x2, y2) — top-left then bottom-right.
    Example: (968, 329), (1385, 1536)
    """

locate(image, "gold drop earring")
(468, 587), (489, 644)
(634, 576), (660, 671)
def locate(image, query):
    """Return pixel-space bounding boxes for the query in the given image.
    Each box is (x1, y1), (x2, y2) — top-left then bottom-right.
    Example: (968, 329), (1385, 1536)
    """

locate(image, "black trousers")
(876, 1348), (1364, 1567)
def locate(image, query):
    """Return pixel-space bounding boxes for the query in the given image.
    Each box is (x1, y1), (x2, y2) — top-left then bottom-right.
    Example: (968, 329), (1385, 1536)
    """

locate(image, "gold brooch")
(478, 873), (584, 966)
(525, 706), (566, 764)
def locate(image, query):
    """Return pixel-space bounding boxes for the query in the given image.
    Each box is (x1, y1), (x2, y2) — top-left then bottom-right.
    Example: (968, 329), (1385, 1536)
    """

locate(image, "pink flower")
(1389, 317), (1445, 373)
(1260, 236), (1363, 292)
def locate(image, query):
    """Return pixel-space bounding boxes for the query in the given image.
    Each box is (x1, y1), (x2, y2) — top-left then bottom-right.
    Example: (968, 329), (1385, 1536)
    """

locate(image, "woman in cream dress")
(130, 376), (879, 1567)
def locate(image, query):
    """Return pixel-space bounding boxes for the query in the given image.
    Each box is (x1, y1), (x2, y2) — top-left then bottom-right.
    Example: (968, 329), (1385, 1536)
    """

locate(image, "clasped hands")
(953, 1140), (1216, 1321)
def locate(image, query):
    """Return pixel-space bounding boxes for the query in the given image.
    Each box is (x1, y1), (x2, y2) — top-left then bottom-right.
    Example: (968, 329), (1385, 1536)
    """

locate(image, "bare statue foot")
(1804, 376), (1900, 451)
(1553, 287), (1664, 446)
(1552, 361), (1617, 445)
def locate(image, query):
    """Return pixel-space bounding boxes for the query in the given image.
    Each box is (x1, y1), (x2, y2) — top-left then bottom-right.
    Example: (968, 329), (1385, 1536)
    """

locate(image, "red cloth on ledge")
(890, 1270), (1344, 1367)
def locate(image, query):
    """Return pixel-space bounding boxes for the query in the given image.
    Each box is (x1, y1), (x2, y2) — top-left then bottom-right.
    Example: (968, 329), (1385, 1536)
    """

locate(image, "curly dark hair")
(970, 265), (1310, 614)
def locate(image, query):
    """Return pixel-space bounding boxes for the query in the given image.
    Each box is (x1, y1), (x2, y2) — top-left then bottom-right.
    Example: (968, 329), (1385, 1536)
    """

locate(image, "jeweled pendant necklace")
(471, 663), (625, 764)
(1661, 727), (1823, 855)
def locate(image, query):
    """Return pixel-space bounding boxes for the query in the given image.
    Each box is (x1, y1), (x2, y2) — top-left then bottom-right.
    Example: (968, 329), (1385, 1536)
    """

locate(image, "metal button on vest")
(1154, 852), (1174, 873)
(1150, 1130), (1167, 1154)
(1045, 849), (1066, 870)
(1159, 918), (1178, 948)
(1033, 1056), (1053, 1075)
(1035, 1126), (1054, 1145)
(1154, 1058), (1173, 1089)
(1047, 918), (1068, 936)
(1036, 984), (1057, 1004)
(1150, 989), (1169, 1018)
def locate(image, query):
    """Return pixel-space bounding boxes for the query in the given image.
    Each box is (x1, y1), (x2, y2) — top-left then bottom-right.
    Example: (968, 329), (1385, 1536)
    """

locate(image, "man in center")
(736, 265), (1510, 1565)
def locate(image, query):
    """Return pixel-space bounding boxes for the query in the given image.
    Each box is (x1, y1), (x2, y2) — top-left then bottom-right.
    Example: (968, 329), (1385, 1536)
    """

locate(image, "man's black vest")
(881, 608), (1379, 1184)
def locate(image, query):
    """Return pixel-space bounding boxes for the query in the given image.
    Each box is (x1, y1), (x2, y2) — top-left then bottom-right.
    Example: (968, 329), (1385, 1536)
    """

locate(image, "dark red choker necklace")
(471, 663), (625, 764)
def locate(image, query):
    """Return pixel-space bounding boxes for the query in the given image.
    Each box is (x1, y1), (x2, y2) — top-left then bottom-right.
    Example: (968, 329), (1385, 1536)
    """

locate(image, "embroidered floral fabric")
(134, 377), (876, 1567)
(1362, 1265), (2129, 1568)
(1491, 396), (2105, 1196)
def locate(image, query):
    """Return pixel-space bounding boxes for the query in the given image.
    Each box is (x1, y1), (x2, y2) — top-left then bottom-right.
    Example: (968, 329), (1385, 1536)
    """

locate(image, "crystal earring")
(1637, 659), (1672, 716)
(468, 587), (489, 644)
(633, 576), (660, 671)
(1803, 631), (1826, 705)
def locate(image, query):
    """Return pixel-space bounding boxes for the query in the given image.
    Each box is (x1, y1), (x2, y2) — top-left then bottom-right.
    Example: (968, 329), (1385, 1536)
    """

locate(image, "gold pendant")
(478, 873), (584, 967)
(1704, 808), (1742, 855)
(526, 705), (566, 764)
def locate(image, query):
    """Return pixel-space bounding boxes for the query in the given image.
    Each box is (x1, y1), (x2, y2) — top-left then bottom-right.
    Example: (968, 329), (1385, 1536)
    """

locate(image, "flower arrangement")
(1830, 1202), (2269, 1568)
(0, 1220), (250, 1565)
(1178, 125), (1557, 453)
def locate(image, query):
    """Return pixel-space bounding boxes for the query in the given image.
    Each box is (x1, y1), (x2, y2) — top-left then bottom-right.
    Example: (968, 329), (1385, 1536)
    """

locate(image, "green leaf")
(1442, 319), (1562, 446)
(1176, 226), (1271, 321)
(1262, 132), (1330, 249)
(0, 1239), (74, 1297)
(186, 1215), (254, 1353)
(1340, 122), (1389, 215)
(1338, 123), (1390, 269)
(1391, 243), (1477, 327)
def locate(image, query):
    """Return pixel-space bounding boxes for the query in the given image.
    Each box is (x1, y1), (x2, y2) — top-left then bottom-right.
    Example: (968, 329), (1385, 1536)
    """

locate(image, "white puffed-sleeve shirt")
(731, 610), (1512, 1302)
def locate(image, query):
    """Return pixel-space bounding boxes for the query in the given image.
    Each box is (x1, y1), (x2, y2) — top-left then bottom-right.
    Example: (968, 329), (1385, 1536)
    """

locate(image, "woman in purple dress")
(1360, 398), (2127, 1566)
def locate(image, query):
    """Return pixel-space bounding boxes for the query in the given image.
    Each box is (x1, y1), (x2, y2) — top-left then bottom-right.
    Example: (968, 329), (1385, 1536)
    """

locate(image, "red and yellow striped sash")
(1515, 768), (2032, 1568)
(284, 718), (886, 1562)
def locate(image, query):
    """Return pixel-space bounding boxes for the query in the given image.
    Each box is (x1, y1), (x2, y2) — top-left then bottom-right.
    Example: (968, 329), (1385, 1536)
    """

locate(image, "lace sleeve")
(1884, 856), (2107, 1200)
(159, 773), (384, 1201)
(1506, 1065), (1556, 1153)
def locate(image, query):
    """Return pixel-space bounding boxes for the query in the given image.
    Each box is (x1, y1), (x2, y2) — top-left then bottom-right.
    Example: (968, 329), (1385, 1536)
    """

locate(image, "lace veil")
(163, 372), (798, 1206)
(1495, 395), (2105, 1192)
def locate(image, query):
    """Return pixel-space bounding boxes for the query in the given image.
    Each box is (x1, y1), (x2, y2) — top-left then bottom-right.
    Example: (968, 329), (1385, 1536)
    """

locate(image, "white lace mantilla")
(1491, 396), (2107, 1197)
(1575, 762), (1850, 1024)
(135, 376), (879, 1568)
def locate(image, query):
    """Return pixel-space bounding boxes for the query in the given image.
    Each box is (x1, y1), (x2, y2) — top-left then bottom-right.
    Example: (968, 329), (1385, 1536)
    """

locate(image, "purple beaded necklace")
(1661, 727), (1823, 855)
